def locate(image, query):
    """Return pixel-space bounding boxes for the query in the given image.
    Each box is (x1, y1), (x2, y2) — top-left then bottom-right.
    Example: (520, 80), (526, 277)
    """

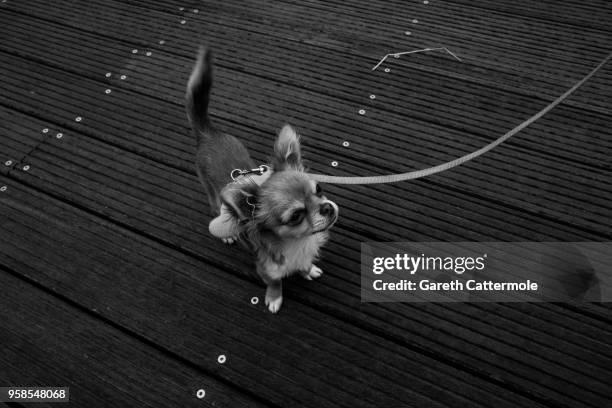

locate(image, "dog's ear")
(220, 182), (260, 224)
(272, 124), (303, 171)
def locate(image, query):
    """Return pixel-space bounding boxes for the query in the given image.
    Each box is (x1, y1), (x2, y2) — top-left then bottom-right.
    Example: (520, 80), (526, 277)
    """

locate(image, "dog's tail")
(186, 46), (214, 138)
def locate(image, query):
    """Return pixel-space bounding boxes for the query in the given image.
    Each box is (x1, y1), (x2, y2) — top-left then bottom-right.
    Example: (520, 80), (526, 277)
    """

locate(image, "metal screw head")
(159, 40), (165, 45)
(75, 116), (82, 122)
(0, 186), (6, 192)
(105, 72), (112, 77)
(423, 0), (429, 4)
(358, 109), (366, 115)
(105, 89), (112, 94)
(384, 68), (391, 73)
(217, 354), (226, 364)
(132, 49), (138, 54)
(342, 141), (350, 147)
(146, 51), (152, 56)
(22, 165), (30, 171)
(180, 19), (186, 24)
(179, 6), (184, 10)
(56, 133), (63, 139)
(370, 94), (376, 99)
(5, 160), (12, 166)
(250, 297), (259, 305)
(331, 161), (338, 167)
(196, 389), (205, 399)
(404, 31), (412, 35)
(193, 9), (199, 13)
(412, 18), (419, 23)
(42, 128), (49, 133)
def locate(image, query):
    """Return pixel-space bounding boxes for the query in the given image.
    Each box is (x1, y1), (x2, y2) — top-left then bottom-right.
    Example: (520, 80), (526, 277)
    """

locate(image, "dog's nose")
(320, 202), (334, 217)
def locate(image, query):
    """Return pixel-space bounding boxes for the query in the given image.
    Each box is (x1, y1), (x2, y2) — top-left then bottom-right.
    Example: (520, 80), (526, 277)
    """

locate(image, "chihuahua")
(186, 46), (339, 313)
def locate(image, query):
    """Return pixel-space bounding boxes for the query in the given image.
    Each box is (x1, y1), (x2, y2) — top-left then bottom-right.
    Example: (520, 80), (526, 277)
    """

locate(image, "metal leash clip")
(230, 165), (269, 182)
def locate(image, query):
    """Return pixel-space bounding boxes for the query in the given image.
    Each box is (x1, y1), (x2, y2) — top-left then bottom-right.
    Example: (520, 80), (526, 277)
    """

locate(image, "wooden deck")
(1, 0), (611, 406)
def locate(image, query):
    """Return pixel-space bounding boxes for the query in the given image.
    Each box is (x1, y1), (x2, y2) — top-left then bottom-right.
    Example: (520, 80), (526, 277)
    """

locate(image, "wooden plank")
(3, 1), (608, 199)
(273, 0), (612, 61)
(2, 37), (608, 318)
(0, 177), (545, 408)
(0, 270), (269, 408)
(1, 1), (611, 407)
(0, 107), (53, 175)
(444, 0), (612, 31)
(262, 0), (611, 113)
(2, 10), (608, 310)
(6, 125), (612, 407)
(0, 2), (608, 159)
(3, 0), (610, 120)
(0, 47), (610, 236)
(101, 0), (612, 79)
(144, 0), (612, 108)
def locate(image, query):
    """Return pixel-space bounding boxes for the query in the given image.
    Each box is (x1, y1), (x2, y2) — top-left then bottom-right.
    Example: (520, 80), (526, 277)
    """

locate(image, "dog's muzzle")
(312, 201), (339, 234)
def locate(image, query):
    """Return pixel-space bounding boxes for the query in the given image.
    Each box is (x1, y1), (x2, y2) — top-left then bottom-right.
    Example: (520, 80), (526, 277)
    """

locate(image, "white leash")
(308, 52), (612, 185)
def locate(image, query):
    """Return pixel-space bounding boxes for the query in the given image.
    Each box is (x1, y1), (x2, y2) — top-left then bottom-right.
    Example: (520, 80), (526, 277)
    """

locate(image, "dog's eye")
(287, 209), (306, 226)
(315, 184), (322, 196)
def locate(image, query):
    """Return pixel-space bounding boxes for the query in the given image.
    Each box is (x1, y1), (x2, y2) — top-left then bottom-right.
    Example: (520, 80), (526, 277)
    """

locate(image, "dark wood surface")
(1, 1), (611, 407)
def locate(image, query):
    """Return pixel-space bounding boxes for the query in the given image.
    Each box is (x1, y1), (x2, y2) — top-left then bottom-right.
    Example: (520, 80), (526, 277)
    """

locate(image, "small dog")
(186, 46), (339, 313)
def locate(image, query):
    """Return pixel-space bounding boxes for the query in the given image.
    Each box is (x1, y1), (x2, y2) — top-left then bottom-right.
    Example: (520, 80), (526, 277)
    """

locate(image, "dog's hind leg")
(208, 203), (240, 244)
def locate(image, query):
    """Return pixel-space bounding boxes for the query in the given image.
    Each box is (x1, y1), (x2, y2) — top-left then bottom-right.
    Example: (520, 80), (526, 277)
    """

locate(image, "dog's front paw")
(265, 294), (283, 314)
(304, 265), (323, 280)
